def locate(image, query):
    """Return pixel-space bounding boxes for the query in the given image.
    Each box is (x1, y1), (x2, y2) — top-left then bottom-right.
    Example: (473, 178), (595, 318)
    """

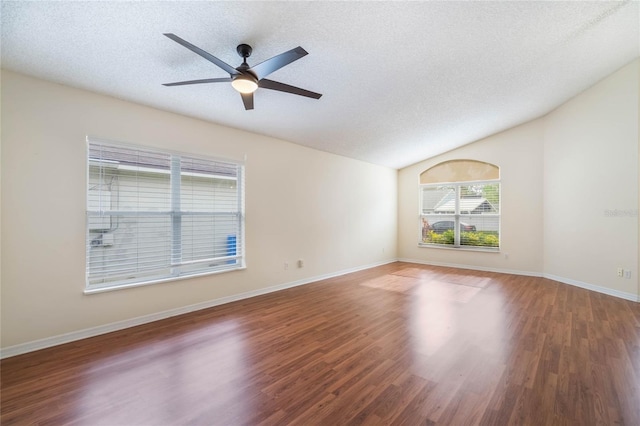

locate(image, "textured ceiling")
(1, 1), (638, 169)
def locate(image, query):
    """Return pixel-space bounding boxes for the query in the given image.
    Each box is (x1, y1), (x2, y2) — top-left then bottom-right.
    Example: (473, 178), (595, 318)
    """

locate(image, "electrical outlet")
(284, 262), (289, 270)
(617, 267), (624, 277)
(624, 270), (631, 279)
(297, 259), (304, 268)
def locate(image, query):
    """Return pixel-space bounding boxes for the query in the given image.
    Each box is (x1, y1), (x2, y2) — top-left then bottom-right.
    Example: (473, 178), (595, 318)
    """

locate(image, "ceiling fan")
(162, 33), (322, 110)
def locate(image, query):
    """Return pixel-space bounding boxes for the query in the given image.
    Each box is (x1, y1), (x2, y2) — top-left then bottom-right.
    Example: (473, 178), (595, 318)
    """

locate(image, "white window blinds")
(86, 139), (244, 290)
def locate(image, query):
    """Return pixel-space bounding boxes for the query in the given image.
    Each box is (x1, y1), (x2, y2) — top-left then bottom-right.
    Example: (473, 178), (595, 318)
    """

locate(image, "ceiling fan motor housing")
(236, 43), (252, 59)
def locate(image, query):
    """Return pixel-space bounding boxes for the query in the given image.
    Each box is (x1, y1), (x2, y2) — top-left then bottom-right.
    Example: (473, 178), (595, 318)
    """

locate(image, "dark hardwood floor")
(2, 262), (639, 425)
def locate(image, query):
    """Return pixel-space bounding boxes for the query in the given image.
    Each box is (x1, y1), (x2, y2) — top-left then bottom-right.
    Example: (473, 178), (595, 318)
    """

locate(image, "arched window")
(419, 160), (500, 250)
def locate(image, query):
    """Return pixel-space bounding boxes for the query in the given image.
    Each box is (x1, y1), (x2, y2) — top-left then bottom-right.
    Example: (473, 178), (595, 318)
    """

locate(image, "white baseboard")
(397, 257), (543, 277)
(399, 257), (639, 302)
(0, 259), (397, 359)
(543, 273), (639, 302)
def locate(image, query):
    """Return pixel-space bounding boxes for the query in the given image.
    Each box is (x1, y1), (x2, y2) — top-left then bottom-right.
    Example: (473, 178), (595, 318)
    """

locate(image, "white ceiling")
(1, 1), (638, 169)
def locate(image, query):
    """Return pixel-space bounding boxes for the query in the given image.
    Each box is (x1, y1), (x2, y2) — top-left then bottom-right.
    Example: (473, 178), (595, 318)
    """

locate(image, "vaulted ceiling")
(1, 1), (638, 169)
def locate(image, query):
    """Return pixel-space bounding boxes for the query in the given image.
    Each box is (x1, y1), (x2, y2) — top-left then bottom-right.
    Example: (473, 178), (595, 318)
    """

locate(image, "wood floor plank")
(2, 261), (640, 425)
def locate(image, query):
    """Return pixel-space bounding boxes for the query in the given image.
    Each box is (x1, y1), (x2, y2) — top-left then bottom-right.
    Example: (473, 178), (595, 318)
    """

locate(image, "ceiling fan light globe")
(231, 77), (258, 94)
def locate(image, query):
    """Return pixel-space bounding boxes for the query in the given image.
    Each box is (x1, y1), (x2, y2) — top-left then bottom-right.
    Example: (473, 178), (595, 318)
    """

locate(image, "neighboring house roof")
(89, 144), (238, 178)
(434, 197), (497, 214)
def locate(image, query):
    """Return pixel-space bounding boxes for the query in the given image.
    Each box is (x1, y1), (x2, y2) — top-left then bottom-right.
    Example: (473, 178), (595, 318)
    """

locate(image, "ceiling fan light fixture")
(231, 75), (258, 94)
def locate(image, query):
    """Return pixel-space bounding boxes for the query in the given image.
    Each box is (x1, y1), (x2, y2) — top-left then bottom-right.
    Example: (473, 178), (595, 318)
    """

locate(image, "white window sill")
(84, 266), (247, 294)
(418, 243), (500, 253)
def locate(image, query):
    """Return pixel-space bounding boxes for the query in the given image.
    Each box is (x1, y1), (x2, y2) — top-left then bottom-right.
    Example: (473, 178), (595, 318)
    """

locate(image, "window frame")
(85, 137), (245, 293)
(418, 179), (500, 252)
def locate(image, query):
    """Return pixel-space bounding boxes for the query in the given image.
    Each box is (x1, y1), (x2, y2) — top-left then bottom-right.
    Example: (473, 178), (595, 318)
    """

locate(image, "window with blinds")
(419, 160), (500, 250)
(420, 182), (500, 249)
(86, 139), (245, 291)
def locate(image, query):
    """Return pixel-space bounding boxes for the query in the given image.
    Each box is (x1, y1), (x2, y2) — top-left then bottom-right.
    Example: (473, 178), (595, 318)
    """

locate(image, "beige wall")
(398, 119), (545, 274)
(2, 58), (638, 352)
(398, 59), (639, 299)
(543, 59), (639, 297)
(0, 70), (398, 349)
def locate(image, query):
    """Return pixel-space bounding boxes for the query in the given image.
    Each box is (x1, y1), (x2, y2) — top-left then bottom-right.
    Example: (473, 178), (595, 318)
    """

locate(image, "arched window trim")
(420, 159), (499, 184)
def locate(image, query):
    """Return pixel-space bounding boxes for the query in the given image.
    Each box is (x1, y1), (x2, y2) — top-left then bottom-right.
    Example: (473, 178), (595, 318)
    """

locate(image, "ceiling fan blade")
(241, 92), (254, 110)
(250, 46), (308, 80)
(163, 78), (232, 87)
(259, 79), (322, 99)
(164, 33), (239, 76)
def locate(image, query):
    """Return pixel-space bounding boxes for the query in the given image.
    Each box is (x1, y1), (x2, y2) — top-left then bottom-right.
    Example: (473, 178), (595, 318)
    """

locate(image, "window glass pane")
(459, 215), (500, 248)
(180, 176), (237, 213)
(459, 184), (499, 214)
(181, 214), (240, 263)
(87, 214), (172, 285)
(115, 170), (171, 211)
(421, 186), (456, 214)
(89, 145), (171, 212)
(421, 215), (456, 245)
(180, 156), (238, 213)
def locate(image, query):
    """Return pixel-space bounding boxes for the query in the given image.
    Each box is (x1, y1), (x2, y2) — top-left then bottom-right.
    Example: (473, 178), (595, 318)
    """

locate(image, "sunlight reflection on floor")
(75, 319), (252, 424)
